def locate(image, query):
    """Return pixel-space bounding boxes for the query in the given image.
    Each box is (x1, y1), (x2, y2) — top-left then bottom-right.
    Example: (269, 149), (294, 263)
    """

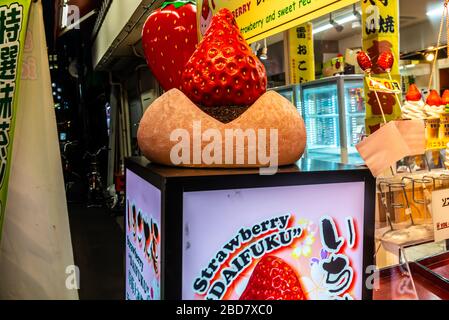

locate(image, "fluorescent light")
(427, 8), (441, 17)
(313, 24), (333, 34)
(337, 15), (357, 25)
(313, 15), (357, 35)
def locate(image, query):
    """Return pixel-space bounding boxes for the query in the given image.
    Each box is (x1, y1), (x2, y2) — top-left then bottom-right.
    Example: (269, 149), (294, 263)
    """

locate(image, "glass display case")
(301, 75), (365, 165)
(270, 84), (301, 114)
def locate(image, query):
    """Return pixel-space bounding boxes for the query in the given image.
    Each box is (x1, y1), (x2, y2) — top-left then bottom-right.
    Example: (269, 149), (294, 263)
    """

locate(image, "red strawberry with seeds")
(142, 1), (198, 91)
(240, 255), (306, 300)
(377, 50), (394, 73)
(181, 8), (267, 107)
(357, 51), (372, 73)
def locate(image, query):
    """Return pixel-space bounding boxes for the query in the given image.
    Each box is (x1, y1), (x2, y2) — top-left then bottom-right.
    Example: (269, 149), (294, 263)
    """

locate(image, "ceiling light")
(426, 53), (435, 62)
(427, 8), (441, 17)
(330, 13), (344, 32)
(313, 15), (357, 35)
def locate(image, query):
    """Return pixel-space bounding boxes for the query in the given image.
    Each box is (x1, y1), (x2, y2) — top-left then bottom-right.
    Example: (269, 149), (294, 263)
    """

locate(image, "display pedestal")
(125, 157), (376, 300)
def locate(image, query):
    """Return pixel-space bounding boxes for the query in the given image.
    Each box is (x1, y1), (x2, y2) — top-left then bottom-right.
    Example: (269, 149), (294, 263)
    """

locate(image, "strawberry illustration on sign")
(181, 9), (267, 107)
(239, 256), (306, 300)
(142, 1), (198, 91)
(200, 0), (215, 36)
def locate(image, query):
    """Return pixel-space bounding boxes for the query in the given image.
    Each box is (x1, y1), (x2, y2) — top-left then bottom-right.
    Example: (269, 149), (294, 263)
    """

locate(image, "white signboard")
(431, 189), (449, 242)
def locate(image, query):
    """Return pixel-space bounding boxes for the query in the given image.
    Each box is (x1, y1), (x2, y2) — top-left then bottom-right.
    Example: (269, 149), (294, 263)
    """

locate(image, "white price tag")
(431, 189), (449, 242)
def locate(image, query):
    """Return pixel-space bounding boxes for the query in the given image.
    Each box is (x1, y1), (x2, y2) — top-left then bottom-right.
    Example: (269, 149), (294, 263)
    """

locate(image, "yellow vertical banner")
(362, 0), (401, 134)
(288, 22), (315, 84)
(0, 0), (32, 242)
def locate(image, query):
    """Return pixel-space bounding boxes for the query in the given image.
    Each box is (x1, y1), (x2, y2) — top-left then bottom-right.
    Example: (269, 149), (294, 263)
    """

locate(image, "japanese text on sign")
(288, 23), (314, 84)
(0, 3), (22, 187)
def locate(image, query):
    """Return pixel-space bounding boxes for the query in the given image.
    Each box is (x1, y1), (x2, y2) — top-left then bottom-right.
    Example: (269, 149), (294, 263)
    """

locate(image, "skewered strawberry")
(181, 8), (267, 107)
(357, 51), (373, 72)
(377, 51), (394, 73)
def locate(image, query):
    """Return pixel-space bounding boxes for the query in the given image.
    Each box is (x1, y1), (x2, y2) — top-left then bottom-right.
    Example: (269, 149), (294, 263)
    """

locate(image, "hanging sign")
(362, 0), (401, 134)
(198, 0), (358, 43)
(287, 22), (315, 84)
(366, 76), (401, 94)
(0, 0), (32, 241)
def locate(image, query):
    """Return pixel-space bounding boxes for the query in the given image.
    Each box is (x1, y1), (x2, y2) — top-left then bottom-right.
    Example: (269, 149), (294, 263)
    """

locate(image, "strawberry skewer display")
(357, 51), (387, 124)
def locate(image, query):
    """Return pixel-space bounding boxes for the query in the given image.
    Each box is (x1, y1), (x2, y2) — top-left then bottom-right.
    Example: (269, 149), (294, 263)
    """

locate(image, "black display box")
(125, 157), (375, 300)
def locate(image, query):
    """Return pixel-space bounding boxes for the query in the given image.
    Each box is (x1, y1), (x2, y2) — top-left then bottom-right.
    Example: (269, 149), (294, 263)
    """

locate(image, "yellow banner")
(366, 76), (401, 94)
(362, 0), (401, 134)
(0, 0), (32, 242)
(198, 0), (358, 43)
(287, 22), (314, 84)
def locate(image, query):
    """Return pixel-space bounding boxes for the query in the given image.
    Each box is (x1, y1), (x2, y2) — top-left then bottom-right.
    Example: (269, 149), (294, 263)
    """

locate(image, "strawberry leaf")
(161, 0), (196, 10)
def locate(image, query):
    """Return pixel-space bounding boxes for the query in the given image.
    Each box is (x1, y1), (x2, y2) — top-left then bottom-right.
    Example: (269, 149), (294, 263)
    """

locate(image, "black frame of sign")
(125, 157), (376, 300)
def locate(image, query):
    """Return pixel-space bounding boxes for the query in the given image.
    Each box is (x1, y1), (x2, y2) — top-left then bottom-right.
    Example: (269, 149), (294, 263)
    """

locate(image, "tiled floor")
(68, 203), (125, 300)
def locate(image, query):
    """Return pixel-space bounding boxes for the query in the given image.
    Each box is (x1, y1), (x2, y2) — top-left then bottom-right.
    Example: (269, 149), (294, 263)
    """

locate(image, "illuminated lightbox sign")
(125, 170), (161, 300)
(182, 182), (365, 300)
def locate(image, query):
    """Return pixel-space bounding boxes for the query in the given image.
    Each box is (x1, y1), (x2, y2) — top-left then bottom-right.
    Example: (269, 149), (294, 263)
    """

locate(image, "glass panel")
(344, 80), (365, 165)
(278, 89), (294, 105)
(302, 82), (341, 163)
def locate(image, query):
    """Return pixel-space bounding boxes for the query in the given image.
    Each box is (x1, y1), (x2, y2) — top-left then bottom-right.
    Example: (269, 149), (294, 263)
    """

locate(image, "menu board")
(182, 182), (366, 300)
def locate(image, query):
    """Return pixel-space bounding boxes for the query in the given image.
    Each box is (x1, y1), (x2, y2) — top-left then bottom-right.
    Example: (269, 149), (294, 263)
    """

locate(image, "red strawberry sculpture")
(426, 90), (442, 106)
(142, 1), (198, 91)
(181, 8), (267, 107)
(240, 256), (306, 300)
(357, 50), (373, 73)
(377, 51), (394, 73)
(405, 84), (422, 101)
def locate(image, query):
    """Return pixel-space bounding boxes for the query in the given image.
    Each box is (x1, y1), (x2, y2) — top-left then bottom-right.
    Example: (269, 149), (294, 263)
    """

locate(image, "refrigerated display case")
(301, 75), (365, 165)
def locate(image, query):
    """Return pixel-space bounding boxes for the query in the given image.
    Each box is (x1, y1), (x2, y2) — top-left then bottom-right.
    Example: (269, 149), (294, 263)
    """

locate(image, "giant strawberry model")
(142, 1), (198, 91)
(138, 8), (306, 168)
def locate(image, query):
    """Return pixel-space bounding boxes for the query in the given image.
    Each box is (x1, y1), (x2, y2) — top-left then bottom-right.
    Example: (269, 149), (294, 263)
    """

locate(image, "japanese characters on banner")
(198, 0), (358, 43)
(183, 182), (367, 300)
(288, 23), (315, 84)
(362, 0), (401, 134)
(126, 170), (161, 300)
(0, 0), (31, 241)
